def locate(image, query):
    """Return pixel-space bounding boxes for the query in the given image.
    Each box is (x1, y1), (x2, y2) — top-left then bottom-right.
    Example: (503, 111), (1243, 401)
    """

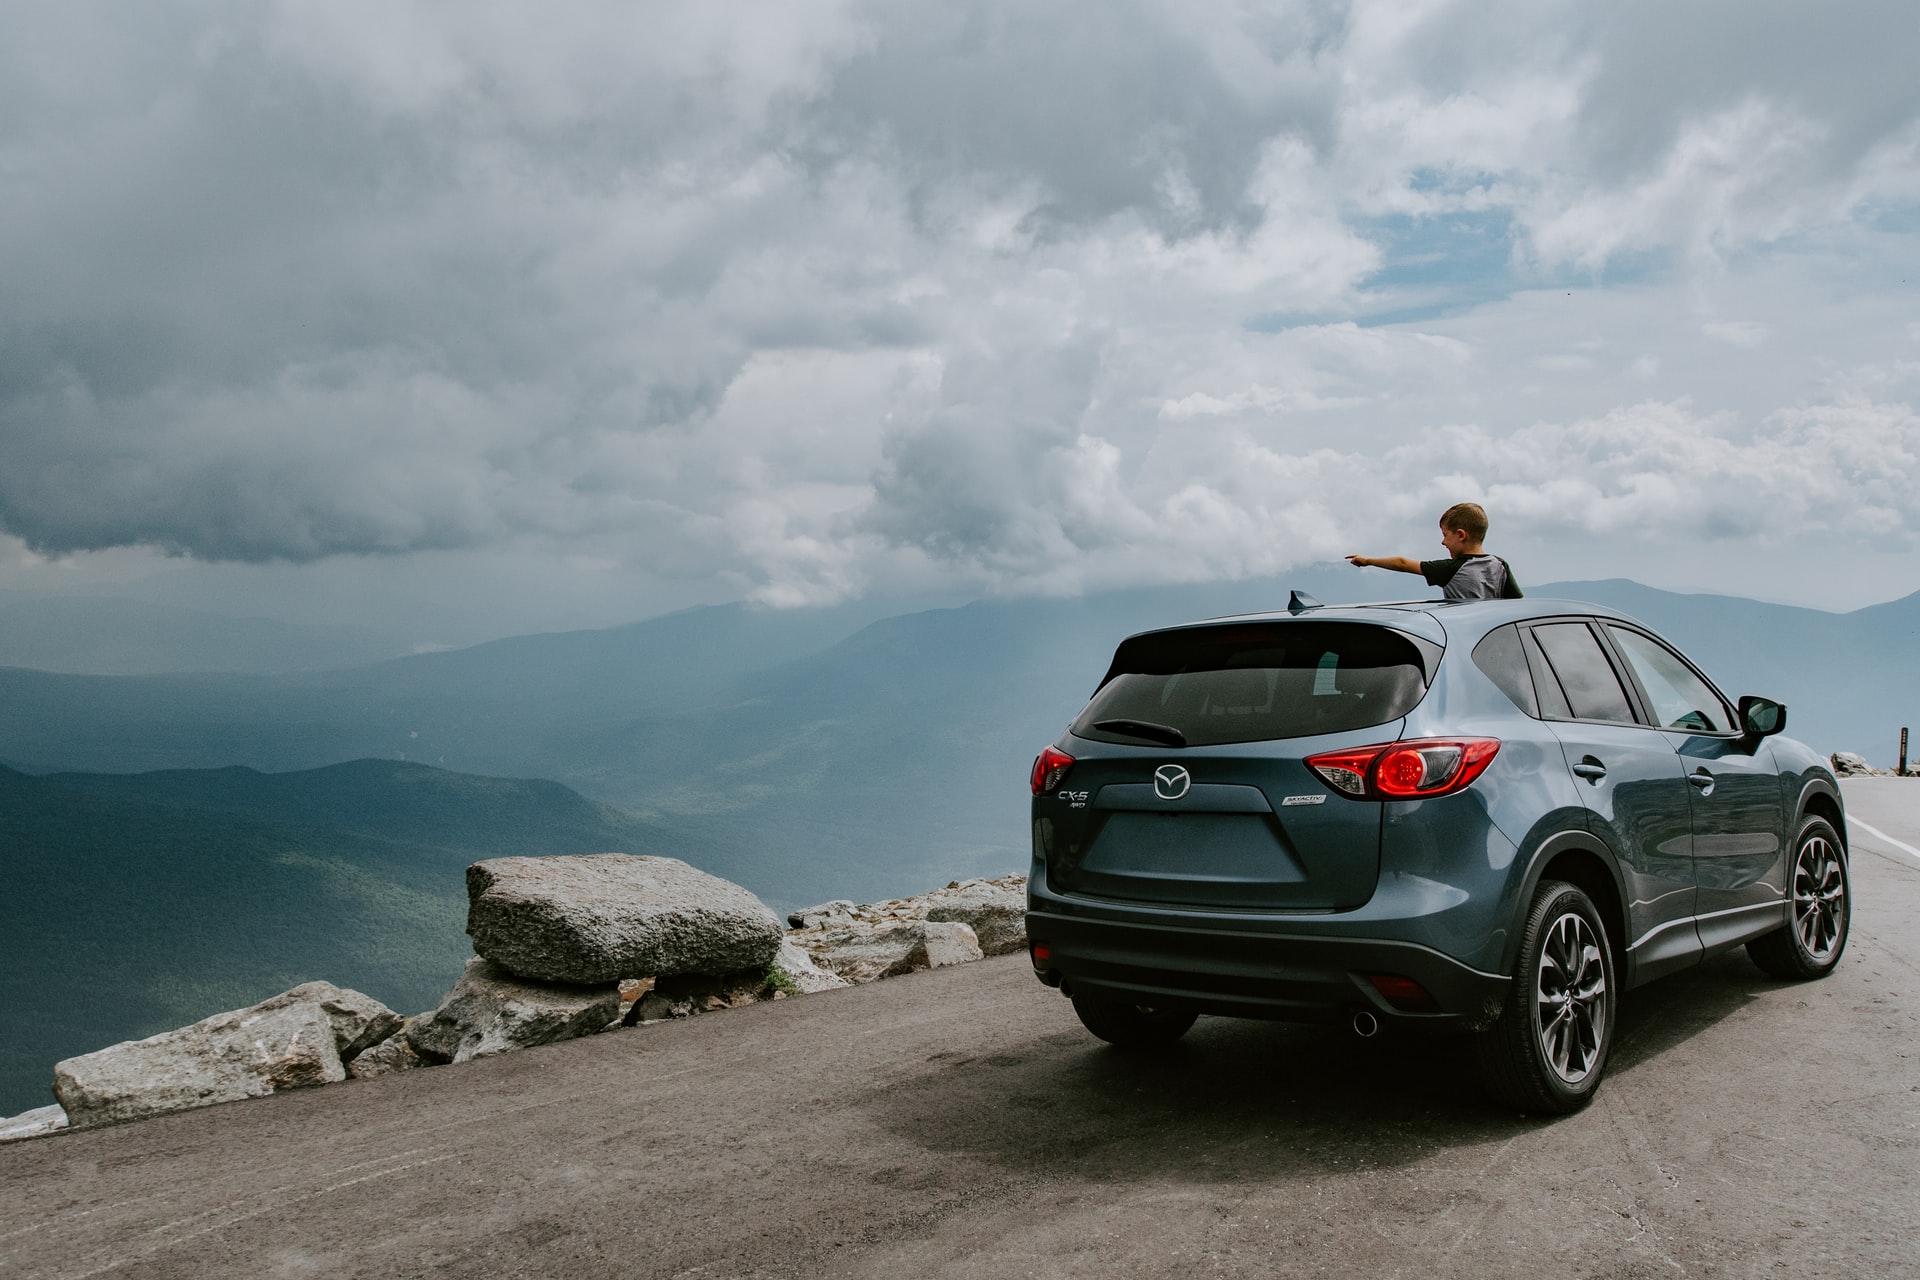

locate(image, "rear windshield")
(1071, 621), (1437, 747)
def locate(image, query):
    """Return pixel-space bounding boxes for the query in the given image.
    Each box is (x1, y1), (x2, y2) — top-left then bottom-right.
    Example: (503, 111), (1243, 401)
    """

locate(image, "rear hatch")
(1036, 619), (1439, 911)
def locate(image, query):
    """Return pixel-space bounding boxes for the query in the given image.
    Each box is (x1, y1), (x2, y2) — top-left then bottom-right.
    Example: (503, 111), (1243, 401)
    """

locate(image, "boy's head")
(1438, 501), (1488, 553)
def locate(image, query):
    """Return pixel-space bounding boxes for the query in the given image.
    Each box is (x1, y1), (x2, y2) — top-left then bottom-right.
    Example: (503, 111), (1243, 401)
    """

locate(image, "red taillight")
(1367, 973), (1440, 1013)
(1302, 746), (1382, 797)
(1030, 942), (1051, 966)
(1305, 738), (1500, 800)
(1030, 746), (1075, 795)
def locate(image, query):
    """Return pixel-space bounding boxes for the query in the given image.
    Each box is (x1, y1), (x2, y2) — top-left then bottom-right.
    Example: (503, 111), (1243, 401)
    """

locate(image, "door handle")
(1689, 769), (1715, 795)
(1571, 759), (1607, 781)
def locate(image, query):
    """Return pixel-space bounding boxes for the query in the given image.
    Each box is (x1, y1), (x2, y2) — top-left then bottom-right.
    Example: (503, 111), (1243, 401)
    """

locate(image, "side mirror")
(1738, 696), (1786, 739)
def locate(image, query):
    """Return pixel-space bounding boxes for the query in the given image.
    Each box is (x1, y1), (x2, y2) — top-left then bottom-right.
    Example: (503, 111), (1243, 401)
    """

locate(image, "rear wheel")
(1069, 992), (1198, 1048)
(1747, 816), (1849, 980)
(1474, 879), (1616, 1114)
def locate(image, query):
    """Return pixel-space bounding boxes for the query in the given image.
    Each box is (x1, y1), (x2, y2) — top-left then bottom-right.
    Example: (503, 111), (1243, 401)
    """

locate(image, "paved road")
(5, 780), (1919, 1279)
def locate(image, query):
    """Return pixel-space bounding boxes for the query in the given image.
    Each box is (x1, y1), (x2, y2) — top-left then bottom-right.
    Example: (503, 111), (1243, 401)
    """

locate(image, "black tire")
(1747, 816), (1850, 980)
(1473, 880), (1617, 1115)
(1069, 992), (1198, 1048)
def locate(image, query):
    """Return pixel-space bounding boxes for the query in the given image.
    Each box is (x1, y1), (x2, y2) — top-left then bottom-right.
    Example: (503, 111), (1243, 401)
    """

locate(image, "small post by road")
(1900, 727), (1909, 777)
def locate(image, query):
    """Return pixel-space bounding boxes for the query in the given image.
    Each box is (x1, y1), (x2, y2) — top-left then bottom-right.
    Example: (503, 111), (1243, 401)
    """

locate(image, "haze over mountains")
(3, 572), (1914, 1113)
(0, 588), (413, 675)
(4, 569), (1915, 772)
(5, 573), (1916, 890)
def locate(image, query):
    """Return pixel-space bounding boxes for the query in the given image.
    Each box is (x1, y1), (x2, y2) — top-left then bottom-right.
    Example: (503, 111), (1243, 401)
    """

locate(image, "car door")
(1601, 624), (1788, 951)
(1522, 619), (1699, 982)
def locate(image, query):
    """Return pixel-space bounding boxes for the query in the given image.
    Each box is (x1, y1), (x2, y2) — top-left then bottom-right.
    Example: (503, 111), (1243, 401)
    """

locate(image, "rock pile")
(1831, 751), (1909, 777)
(785, 874), (1027, 982)
(0, 859), (1029, 1141)
(395, 853), (801, 1066)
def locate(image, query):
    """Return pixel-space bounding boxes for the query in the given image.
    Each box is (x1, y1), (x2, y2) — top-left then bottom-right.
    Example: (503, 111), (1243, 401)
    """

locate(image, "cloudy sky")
(3, 0), (1917, 643)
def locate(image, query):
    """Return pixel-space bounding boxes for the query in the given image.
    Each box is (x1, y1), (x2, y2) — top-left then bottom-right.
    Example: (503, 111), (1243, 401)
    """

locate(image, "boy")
(1346, 502), (1521, 600)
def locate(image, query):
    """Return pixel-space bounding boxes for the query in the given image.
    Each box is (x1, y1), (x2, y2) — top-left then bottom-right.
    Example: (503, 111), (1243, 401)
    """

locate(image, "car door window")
(1605, 626), (1732, 733)
(1530, 622), (1636, 723)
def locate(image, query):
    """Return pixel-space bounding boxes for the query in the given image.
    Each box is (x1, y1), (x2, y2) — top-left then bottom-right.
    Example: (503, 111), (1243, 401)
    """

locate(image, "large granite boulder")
(406, 959), (621, 1064)
(54, 994), (357, 1128)
(467, 854), (784, 984)
(924, 881), (1027, 955)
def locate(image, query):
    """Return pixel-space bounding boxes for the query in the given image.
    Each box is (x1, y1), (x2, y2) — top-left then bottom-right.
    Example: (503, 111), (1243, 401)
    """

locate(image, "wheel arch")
(1795, 781), (1847, 853)
(1508, 828), (1629, 983)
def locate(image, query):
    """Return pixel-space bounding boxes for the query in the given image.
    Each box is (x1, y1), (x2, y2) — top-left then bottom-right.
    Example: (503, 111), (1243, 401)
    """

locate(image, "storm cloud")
(3, 0), (1917, 610)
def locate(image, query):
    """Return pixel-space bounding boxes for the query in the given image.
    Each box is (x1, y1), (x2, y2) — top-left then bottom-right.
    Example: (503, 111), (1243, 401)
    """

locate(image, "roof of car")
(1133, 596), (1652, 647)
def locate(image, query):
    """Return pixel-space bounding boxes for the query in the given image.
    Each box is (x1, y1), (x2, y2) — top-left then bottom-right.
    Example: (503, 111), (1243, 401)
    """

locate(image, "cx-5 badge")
(1153, 764), (1191, 800)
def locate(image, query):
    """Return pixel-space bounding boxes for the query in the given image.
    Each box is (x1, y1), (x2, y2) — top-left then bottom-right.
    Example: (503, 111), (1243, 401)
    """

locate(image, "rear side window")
(1531, 622), (1635, 723)
(1472, 624), (1539, 717)
(1072, 621), (1435, 747)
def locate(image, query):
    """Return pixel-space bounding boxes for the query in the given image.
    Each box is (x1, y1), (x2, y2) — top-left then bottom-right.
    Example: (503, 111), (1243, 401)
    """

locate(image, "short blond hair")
(1440, 502), (1488, 542)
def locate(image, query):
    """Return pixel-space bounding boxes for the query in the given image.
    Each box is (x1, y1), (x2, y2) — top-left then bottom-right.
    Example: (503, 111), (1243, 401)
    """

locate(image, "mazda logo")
(1153, 764), (1191, 800)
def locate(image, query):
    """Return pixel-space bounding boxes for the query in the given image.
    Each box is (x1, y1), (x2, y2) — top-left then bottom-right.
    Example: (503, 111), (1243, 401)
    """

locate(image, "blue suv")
(1025, 597), (1849, 1113)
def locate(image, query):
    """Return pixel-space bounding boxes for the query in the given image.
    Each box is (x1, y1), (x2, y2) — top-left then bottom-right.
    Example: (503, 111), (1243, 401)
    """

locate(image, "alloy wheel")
(1791, 833), (1847, 962)
(1532, 911), (1609, 1085)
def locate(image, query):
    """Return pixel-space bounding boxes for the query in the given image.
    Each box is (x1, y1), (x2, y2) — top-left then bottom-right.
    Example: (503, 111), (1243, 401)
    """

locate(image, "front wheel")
(1473, 879), (1617, 1114)
(1069, 992), (1197, 1048)
(1747, 816), (1850, 980)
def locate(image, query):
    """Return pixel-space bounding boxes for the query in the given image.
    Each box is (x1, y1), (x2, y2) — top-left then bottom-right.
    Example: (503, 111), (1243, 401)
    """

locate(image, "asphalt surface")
(5, 778), (1919, 1279)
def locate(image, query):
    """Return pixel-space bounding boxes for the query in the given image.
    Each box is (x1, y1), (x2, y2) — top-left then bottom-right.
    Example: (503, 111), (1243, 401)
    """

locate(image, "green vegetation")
(762, 962), (801, 997)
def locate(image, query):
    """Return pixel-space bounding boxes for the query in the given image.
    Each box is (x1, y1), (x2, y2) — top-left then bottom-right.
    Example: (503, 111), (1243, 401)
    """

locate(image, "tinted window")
(1074, 622), (1433, 746)
(1531, 623), (1635, 723)
(1521, 630), (1572, 719)
(1472, 625), (1538, 717)
(1606, 627), (1731, 733)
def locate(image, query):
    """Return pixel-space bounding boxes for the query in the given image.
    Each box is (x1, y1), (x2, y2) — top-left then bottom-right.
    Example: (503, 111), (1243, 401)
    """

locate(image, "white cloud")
(1, 0), (1917, 619)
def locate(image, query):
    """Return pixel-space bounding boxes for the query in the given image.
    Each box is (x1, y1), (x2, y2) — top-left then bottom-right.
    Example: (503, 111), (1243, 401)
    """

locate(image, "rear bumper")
(1026, 904), (1509, 1030)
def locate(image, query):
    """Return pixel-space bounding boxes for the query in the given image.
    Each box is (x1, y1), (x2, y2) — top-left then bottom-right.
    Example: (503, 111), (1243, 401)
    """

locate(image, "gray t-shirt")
(1420, 554), (1516, 601)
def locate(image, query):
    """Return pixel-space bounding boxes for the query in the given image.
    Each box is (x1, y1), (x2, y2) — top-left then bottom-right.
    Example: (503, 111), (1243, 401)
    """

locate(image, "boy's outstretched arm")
(1346, 554), (1423, 575)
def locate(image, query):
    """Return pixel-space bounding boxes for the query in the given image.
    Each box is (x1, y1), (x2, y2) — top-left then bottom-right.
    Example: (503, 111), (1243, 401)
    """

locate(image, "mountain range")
(2, 572), (1914, 881)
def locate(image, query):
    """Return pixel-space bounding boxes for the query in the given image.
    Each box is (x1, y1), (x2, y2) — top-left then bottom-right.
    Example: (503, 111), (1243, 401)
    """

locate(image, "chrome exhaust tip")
(1350, 1009), (1380, 1038)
